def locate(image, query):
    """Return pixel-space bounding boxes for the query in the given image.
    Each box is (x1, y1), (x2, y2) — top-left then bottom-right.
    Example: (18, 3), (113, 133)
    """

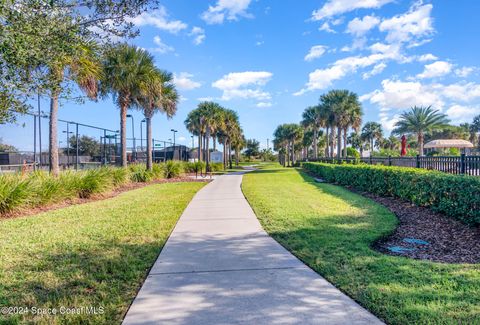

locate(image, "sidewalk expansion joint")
(148, 266), (305, 276)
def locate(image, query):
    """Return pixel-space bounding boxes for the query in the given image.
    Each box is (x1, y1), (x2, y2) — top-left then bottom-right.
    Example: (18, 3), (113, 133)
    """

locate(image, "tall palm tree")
(471, 114), (480, 149)
(48, 42), (101, 175)
(361, 122), (384, 153)
(136, 69), (178, 170)
(393, 106), (450, 155)
(101, 44), (156, 167)
(185, 109), (204, 161)
(301, 105), (323, 159)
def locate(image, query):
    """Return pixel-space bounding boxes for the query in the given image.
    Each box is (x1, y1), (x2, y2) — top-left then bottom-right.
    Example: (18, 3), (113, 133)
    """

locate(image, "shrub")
(163, 160), (183, 179)
(0, 174), (31, 214)
(209, 162), (224, 172)
(183, 161), (205, 174)
(303, 162), (480, 225)
(129, 164), (152, 183)
(76, 168), (114, 198)
(151, 163), (164, 180)
(28, 171), (67, 205)
(109, 167), (130, 186)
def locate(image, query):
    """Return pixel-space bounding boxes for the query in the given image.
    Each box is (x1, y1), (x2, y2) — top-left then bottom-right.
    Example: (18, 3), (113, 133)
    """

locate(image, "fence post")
(369, 155), (372, 165)
(460, 153), (466, 174)
(388, 155), (392, 166)
(416, 155), (420, 168)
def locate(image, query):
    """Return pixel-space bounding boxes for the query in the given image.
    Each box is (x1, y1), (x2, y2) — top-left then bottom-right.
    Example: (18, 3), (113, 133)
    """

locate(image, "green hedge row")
(303, 162), (480, 225)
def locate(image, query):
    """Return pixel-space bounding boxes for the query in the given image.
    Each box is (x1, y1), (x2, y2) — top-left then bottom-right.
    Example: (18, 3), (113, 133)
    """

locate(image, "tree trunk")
(418, 132), (424, 156)
(325, 127), (329, 157)
(228, 144), (232, 169)
(330, 128), (335, 158)
(120, 99), (128, 168)
(343, 128), (347, 158)
(146, 116), (153, 170)
(213, 136), (216, 151)
(313, 129), (318, 160)
(198, 134), (202, 161)
(223, 142), (227, 169)
(235, 146), (239, 166)
(336, 126), (342, 159)
(205, 128), (210, 167)
(49, 91), (60, 176)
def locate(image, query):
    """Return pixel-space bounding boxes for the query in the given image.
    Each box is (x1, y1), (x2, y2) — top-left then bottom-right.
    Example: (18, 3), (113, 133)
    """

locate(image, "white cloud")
(304, 45), (327, 61)
(417, 53), (438, 62)
(455, 66), (475, 78)
(319, 22), (336, 33)
(255, 41), (264, 46)
(189, 27), (206, 45)
(201, 0), (253, 24)
(212, 71), (272, 101)
(312, 0), (393, 20)
(174, 73), (201, 90)
(362, 62), (387, 79)
(361, 79), (444, 110)
(197, 96), (214, 102)
(379, 2), (434, 45)
(152, 36), (174, 54)
(296, 44), (403, 95)
(445, 105), (479, 123)
(440, 82), (480, 102)
(346, 15), (380, 36)
(256, 102), (272, 108)
(417, 61), (452, 79)
(130, 7), (187, 33)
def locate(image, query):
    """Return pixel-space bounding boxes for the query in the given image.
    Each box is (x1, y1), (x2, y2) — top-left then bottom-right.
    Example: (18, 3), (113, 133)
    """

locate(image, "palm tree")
(136, 69), (178, 170)
(361, 122), (384, 153)
(393, 106), (450, 155)
(101, 44), (156, 167)
(273, 124), (289, 166)
(471, 114), (480, 149)
(185, 109), (205, 161)
(48, 42), (101, 175)
(301, 105), (323, 159)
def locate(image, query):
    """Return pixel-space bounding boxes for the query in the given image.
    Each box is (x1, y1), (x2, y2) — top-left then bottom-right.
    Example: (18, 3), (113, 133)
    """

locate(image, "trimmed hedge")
(303, 162), (480, 225)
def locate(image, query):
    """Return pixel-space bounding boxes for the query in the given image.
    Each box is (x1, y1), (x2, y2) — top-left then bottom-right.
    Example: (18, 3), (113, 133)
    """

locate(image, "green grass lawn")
(0, 182), (205, 325)
(242, 166), (480, 325)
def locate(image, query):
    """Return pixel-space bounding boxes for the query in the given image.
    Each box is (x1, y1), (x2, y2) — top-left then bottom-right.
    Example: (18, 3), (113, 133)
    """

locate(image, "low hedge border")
(303, 162), (480, 226)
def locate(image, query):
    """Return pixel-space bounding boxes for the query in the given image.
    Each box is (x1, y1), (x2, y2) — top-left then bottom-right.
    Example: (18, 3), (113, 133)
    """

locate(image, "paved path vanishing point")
(123, 172), (383, 325)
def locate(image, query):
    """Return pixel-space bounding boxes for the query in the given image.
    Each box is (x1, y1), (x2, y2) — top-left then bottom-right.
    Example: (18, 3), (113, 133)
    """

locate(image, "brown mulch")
(352, 190), (480, 264)
(1, 177), (211, 221)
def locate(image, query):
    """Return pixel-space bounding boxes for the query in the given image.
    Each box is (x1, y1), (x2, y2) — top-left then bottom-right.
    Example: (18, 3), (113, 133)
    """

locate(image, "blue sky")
(3, 0), (480, 151)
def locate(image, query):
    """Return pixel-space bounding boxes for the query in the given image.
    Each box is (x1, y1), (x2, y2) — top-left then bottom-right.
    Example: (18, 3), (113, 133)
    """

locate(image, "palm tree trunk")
(343, 128), (347, 158)
(145, 116), (153, 170)
(198, 134), (202, 161)
(418, 132), (424, 156)
(330, 128), (335, 158)
(228, 144), (232, 169)
(49, 91), (60, 176)
(325, 127), (329, 157)
(205, 128), (210, 167)
(313, 129), (318, 160)
(213, 135), (216, 151)
(337, 126), (342, 159)
(120, 99), (128, 168)
(223, 142), (227, 169)
(235, 146), (239, 166)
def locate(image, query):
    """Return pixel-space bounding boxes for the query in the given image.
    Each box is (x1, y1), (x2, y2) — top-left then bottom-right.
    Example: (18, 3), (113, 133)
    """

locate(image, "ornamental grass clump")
(76, 168), (114, 199)
(163, 160), (183, 178)
(0, 174), (31, 214)
(129, 164), (152, 183)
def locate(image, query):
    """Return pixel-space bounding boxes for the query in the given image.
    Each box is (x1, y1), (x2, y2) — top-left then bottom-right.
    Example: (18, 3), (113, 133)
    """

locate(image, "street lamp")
(171, 129), (177, 160)
(140, 119), (146, 154)
(127, 114), (136, 161)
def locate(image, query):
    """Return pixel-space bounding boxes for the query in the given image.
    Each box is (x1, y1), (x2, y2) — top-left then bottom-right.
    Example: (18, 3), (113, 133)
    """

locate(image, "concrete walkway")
(123, 173), (383, 325)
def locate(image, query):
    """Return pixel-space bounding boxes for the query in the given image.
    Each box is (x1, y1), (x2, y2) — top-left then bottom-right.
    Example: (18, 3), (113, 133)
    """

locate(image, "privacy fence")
(305, 154), (480, 176)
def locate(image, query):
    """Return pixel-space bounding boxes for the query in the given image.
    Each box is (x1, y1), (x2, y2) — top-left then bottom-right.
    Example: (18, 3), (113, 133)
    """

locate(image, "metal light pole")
(127, 114), (136, 161)
(171, 129), (177, 160)
(62, 128), (73, 167)
(33, 114), (37, 170)
(37, 92), (42, 166)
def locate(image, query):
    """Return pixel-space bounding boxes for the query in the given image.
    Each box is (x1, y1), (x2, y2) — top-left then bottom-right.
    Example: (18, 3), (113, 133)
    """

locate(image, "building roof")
(424, 139), (474, 149)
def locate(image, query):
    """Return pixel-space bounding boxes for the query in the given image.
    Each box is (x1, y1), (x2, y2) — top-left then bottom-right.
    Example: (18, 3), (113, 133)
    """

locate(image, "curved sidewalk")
(123, 173), (383, 325)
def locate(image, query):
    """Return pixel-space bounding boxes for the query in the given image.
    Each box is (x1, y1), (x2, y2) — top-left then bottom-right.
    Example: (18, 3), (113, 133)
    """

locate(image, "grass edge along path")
(0, 181), (206, 325)
(242, 166), (480, 325)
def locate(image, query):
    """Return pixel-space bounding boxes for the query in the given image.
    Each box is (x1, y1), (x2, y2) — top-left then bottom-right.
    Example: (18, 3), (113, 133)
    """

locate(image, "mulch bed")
(1, 177), (211, 221)
(352, 189), (480, 264)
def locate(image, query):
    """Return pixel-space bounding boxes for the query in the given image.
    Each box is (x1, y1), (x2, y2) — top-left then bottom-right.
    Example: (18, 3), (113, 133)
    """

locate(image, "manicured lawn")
(0, 182), (205, 324)
(242, 166), (480, 325)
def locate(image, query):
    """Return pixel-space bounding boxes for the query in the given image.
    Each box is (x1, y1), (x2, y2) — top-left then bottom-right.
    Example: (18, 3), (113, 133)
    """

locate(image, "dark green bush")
(303, 162), (480, 225)
(76, 168), (114, 198)
(183, 161), (205, 173)
(209, 162), (224, 172)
